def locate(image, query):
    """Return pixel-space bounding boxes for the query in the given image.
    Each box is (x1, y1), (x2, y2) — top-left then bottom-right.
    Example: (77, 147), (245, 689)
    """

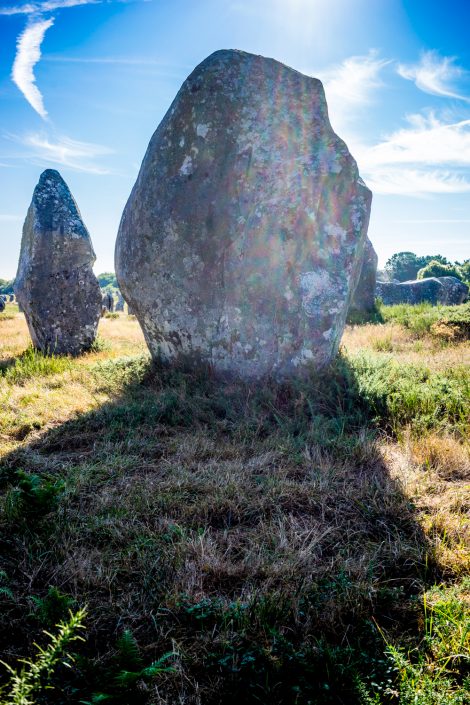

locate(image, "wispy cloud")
(360, 113), (470, 168)
(363, 168), (470, 196)
(0, 0), (100, 15)
(9, 132), (114, 174)
(12, 17), (54, 119)
(357, 112), (470, 195)
(314, 50), (390, 132)
(397, 51), (469, 101)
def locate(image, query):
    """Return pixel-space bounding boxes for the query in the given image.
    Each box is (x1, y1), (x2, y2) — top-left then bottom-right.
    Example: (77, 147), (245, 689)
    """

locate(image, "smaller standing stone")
(101, 291), (114, 314)
(14, 169), (102, 355)
(349, 238), (378, 313)
(0, 297), (5, 313)
(115, 292), (125, 312)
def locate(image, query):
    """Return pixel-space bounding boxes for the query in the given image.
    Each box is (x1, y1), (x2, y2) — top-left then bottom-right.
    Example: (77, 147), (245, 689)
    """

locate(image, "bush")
(0, 609), (86, 705)
(4, 470), (65, 525)
(417, 260), (463, 281)
(431, 303), (470, 342)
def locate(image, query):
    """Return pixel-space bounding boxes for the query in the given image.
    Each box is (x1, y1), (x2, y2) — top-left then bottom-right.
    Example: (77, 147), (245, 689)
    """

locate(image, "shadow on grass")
(0, 354), (440, 704)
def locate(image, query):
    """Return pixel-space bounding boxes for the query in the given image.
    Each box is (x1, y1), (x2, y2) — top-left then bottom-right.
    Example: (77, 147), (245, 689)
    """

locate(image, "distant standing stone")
(436, 277), (468, 305)
(102, 291), (114, 314)
(376, 278), (444, 306)
(116, 49), (372, 378)
(14, 170), (102, 355)
(115, 292), (125, 311)
(0, 297), (5, 313)
(350, 238), (378, 313)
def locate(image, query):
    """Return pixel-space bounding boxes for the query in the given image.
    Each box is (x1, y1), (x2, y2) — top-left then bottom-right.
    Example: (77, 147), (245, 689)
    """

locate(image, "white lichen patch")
(322, 328), (333, 339)
(325, 223), (347, 253)
(299, 270), (332, 317)
(179, 136), (185, 148)
(179, 155), (193, 176)
(196, 123), (210, 138)
(292, 347), (314, 367)
(284, 285), (294, 302)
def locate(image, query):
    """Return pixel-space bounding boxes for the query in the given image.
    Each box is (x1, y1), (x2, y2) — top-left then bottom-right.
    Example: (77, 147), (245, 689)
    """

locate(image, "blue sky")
(0, 0), (469, 277)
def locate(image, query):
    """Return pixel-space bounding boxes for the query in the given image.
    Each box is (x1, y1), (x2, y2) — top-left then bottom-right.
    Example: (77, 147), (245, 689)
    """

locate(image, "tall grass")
(0, 347), (71, 385)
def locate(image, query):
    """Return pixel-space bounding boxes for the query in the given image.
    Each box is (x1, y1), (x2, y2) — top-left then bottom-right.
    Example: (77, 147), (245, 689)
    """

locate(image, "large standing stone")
(116, 49), (372, 378)
(436, 277), (468, 305)
(376, 278), (444, 306)
(14, 170), (102, 355)
(349, 238), (378, 313)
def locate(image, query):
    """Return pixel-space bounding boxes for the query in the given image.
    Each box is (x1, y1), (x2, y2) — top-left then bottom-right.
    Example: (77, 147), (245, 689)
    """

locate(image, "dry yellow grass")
(0, 309), (146, 455)
(0, 307), (146, 363)
(342, 321), (470, 371)
(383, 434), (470, 575)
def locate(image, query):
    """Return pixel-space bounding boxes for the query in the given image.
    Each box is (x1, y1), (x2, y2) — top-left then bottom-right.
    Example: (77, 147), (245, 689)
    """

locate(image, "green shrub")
(30, 587), (75, 627)
(0, 609), (86, 705)
(374, 583), (470, 705)
(82, 630), (175, 704)
(417, 260), (464, 281)
(4, 470), (64, 525)
(377, 302), (466, 335)
(431, 303), (470, 341)
(1, 347), (71, 384)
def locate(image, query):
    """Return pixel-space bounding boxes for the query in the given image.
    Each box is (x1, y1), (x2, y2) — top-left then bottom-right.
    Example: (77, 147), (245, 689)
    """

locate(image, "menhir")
(116, 50), (372, 378)
(15, 169), (102, 355)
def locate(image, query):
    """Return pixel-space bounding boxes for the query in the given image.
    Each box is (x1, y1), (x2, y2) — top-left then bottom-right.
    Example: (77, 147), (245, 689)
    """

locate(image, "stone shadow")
(0, 354), (440, 704)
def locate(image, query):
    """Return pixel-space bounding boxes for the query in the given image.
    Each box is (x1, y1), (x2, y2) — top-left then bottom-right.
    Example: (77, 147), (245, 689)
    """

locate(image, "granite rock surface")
(15, 170), (101, 355)
(116, 49), (372, 377)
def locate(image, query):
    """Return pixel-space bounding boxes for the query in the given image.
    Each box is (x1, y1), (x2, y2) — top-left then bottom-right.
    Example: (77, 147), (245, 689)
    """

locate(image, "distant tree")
(385, 252), (423, 281)
(97, 272), (117, 289)
(385, 252), (449, 282)
(458, 259), (470, 285)
(0, 278), (14, 295)
(417, 260), (463, 281)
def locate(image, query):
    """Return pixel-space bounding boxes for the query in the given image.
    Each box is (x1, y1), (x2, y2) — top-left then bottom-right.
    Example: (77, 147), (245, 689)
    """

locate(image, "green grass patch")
(378, 302), (470, 337)
(0, 347), (72, 385)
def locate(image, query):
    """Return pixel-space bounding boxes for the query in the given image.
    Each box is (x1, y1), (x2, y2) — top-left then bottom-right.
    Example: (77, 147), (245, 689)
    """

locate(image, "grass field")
(0, 302), (469, 704)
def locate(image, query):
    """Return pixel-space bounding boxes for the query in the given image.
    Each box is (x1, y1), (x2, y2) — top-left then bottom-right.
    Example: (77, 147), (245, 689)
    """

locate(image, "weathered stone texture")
(14, 170), (102, 355)
(115, 292), (125, 312)
(377, 276), (469, 306)
(350, 238), (378, 313)
(102, 291), (114, 314)
(376, 278), (444, 306)
(436, 277), (468, 305)
(116, 49), (372, 378)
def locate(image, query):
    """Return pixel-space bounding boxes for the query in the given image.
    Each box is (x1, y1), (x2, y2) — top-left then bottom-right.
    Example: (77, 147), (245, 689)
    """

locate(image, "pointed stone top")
(32, 169), (88, 238)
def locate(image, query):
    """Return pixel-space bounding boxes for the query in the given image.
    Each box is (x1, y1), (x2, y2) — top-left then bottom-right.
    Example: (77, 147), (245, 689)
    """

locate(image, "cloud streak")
(397, 51), (469, 101)
(357, 112), (470, 195)
(12, 17), (54, 119)
(0, 0), (100, 15)
(315, 50), (390, 133)
(9, 132), (114, 174)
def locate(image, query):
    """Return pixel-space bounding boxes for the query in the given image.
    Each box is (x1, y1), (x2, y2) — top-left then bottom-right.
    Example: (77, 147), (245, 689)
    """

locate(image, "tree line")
(2, 258), (469, 296)
(383, 252), (469, 284)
